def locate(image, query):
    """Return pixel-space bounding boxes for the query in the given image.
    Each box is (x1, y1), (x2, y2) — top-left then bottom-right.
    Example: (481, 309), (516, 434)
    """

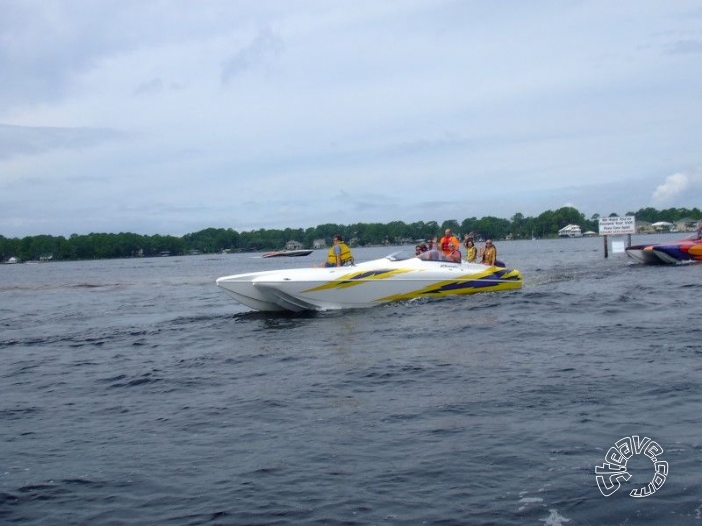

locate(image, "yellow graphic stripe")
(374, 268), (522, 303)
(304, 268), (415, 292)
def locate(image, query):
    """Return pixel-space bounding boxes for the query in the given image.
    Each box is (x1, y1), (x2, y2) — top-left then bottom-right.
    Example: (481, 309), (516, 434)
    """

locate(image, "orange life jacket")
(440, 235), (460, 255)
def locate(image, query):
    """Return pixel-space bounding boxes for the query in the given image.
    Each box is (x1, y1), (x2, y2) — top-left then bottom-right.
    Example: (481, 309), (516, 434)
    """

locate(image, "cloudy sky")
(2, 0), (701, 237)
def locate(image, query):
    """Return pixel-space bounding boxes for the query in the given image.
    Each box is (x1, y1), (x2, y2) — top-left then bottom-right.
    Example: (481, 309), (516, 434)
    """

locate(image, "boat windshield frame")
(385, 251), (464, 264)
(385, 251), (413, 262)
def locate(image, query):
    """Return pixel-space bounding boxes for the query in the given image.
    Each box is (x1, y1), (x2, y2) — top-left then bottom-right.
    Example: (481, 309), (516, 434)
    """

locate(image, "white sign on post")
(598, 216), (636, 235)
(611, 241), (626, 253)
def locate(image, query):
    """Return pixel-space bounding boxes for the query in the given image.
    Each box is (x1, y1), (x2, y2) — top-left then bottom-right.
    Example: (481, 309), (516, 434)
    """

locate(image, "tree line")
(2, 206), (700, 262)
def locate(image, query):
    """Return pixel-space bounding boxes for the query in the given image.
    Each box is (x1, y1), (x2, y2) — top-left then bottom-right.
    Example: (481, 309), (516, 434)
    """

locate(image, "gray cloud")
(667, 39), (702, 54)
(1, 1), (702, 237)
(0, 124), (127, 160)
(133, 78), (165, 97)
(0, 0), (277, 108)
(221, 26), (283, 85)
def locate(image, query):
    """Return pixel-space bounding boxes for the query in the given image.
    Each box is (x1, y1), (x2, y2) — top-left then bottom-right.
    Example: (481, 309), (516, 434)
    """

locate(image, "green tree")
(5, 204), (701, 262)
(510, 212), (525, 239)
(441, 219), (461, 235)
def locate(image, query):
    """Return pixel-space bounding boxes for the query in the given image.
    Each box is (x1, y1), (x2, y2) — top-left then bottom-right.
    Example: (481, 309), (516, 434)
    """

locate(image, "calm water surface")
(1, 235), (701, 525)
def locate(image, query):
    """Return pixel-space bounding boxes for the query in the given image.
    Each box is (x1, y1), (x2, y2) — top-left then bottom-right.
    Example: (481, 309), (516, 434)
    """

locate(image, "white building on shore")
(558, 224), (583, 238)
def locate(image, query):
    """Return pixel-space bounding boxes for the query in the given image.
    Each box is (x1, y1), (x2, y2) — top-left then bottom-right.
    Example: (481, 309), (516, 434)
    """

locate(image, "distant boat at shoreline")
(262, 249), (314, 258)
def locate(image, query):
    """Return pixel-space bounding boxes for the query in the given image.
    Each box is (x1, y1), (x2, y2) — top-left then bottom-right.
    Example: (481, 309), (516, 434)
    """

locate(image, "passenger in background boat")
(440, 229), (461, 257)
(463, 235), (477, 262)
(322, 234), (354, 267)
(415, 243), (428, 256)
(697, 219), (702, 239)
(481, 239), (497, 266)
(418, 241), (441, 260)
(442, 242), (462, 263)
(426, 236), (438, 251)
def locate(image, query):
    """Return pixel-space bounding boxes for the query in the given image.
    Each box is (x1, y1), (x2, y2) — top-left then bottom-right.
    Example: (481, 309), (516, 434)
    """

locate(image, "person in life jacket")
(481, 239), (497, 266)
(324, 234), (354, 267)
(464, 238), (477, 262)
(440, 229), (460, 256)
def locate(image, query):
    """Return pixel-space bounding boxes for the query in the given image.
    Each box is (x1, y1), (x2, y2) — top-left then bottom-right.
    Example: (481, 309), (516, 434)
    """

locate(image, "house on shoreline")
(558, 224), (582, 238)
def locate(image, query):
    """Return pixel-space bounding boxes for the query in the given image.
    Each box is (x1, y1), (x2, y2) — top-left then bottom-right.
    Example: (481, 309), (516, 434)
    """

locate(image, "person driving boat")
(443, 242), (462, 263)
(319, 234), (354, 267)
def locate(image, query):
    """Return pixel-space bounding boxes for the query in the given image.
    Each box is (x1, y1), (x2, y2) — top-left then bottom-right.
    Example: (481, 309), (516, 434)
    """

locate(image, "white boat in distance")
(216, 252), (523, 312)
(262, 249), (313, 258)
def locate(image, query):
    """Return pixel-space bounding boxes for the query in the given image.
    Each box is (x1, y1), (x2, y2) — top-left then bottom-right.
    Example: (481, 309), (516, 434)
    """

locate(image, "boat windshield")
(385, 251), (413, 262)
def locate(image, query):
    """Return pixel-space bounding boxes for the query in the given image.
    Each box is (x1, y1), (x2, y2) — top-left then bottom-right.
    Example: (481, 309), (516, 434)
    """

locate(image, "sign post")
(598, 216), (636, 258)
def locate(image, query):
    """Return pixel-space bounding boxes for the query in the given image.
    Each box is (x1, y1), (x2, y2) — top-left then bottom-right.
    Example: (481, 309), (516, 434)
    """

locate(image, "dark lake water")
(1, 235), (701, 525)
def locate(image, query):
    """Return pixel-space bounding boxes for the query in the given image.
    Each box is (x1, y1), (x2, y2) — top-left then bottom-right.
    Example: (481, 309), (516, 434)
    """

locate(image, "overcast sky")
(2, 0), (701, 237)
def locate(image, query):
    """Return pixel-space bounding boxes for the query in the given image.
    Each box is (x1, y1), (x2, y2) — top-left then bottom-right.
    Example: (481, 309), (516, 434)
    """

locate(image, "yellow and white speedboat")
(216, 252), (522, 312)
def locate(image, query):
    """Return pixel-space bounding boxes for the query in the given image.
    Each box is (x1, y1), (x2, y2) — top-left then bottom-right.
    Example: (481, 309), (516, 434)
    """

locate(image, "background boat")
(262, 249), (313, 258)
(625, 234), (702, 265)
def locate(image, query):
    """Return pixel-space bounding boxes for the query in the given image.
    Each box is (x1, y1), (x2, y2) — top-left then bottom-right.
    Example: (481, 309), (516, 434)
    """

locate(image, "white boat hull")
(216, 253), (522, 312)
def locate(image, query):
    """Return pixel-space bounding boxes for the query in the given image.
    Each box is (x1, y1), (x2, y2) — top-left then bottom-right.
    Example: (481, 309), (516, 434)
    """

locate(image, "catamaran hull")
(216, 255), (522, 312)
(626, 237), (702, 265)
